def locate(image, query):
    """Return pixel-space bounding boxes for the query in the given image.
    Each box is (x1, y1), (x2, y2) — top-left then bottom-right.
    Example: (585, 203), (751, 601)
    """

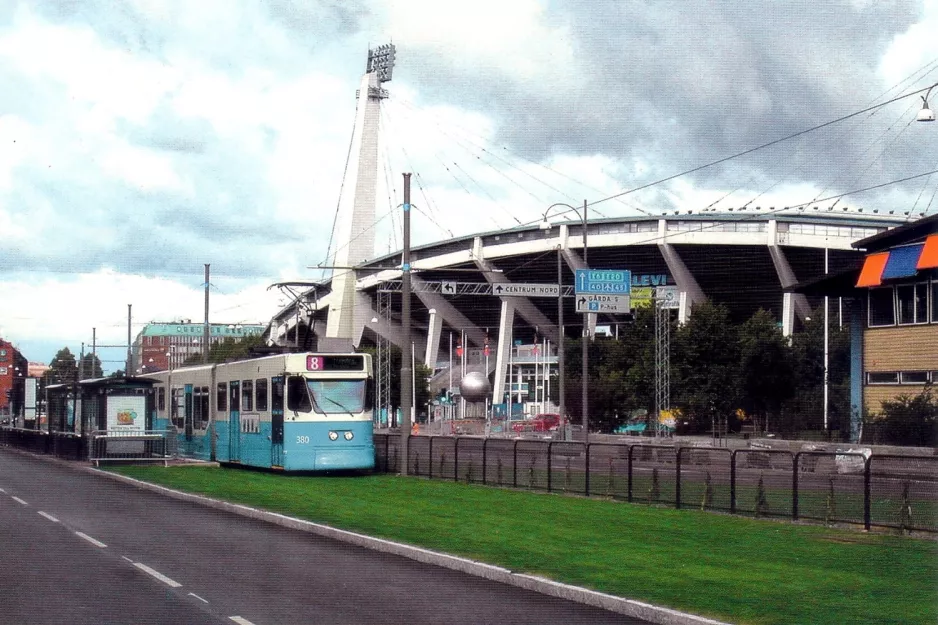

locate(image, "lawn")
(110, 465), (938, 625)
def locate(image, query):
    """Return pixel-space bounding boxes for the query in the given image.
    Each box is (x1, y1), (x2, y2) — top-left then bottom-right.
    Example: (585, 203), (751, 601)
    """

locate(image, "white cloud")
(877, 0), (938, 90)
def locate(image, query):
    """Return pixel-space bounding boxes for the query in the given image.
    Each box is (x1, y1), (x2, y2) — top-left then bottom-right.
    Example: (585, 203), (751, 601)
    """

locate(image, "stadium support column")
(767, 220), (810, 336)
(425, 309), (442, 369)
(656, 220), (706, 325)
(491, 300), (516, 406)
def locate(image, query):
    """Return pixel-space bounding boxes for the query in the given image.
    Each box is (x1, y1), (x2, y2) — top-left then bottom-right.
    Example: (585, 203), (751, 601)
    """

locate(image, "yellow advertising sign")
(631, 287), (654, 308)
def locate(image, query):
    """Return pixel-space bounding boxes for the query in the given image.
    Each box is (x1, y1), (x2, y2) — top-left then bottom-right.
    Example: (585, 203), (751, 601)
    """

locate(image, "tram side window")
(193, 386), (210, 428)
(217, 383), (227, 412)
(158, 387), (165, 412)
(171, 388), (184, 428)
(272, 378), (284, 412)
(256, 379), (268, 411)
(286, 376), (312, 412)
(242, 380), (254, 411)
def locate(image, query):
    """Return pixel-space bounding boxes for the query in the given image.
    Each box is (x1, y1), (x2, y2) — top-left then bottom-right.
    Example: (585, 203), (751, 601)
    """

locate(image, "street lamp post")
(541, 200), (589, 442)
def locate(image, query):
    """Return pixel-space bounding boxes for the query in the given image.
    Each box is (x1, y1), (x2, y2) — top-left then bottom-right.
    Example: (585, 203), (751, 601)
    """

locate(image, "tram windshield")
(307, 379), (367, 415)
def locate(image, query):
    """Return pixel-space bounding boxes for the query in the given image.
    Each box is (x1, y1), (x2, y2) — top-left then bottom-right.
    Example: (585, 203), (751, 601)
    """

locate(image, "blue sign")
(575, 269), (632, 295)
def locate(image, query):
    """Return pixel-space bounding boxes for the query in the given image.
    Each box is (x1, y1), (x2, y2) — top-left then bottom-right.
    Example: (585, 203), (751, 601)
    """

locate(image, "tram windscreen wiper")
(319, 395), (355, 418)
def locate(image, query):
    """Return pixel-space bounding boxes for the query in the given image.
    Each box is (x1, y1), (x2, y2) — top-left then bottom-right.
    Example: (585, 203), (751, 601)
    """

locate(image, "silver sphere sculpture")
(459, 371), (491, 403)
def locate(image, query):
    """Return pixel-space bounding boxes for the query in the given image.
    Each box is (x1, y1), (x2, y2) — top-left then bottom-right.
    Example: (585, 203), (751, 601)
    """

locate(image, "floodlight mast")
(367, 43), (396, 84)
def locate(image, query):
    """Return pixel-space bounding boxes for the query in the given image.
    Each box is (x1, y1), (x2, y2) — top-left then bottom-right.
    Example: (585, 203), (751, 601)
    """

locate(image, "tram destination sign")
(576, 294), (631, 314)
(574, 269), (632, 295)
(493, 283), (560, 297)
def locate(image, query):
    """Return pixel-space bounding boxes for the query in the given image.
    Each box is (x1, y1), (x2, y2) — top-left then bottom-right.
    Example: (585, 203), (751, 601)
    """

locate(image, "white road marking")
(133, 562), (182, 588)
(0, 487), (6, 493)
(75, 532), (107, 548)
(122, 556), (134, 563)
(37, 511), (60, 523)
(229, 617), (257, 625)
(188, 593), (209, 604)
(12, 496), (28, 505)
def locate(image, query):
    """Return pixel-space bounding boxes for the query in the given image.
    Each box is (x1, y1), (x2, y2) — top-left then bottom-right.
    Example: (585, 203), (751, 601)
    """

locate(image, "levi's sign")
(494, 283), (560, 297)
(575, 269), (632, 295)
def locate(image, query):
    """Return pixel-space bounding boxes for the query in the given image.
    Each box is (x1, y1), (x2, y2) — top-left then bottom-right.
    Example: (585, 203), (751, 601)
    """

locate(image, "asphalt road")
(0, 449), (652, 625)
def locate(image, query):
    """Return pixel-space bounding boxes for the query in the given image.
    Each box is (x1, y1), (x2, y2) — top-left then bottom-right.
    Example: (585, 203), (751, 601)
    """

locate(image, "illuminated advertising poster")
(24, 378), (38, 421)
(107, 395), (146, 432)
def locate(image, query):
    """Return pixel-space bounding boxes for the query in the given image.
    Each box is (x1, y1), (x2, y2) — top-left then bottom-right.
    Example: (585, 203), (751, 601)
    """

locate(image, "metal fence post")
(513, 439), (518, 488)
(864, 456), (872, 531)
(482, 438), (488, 485)
(454, 436), (460, 482)
(584, 443), (591, 497)
(730, 450), (737, 514)
(793, 452), (800, 521)
(675, 447), (682, 510)
(627, 445), (634, 502)
(428, 436), (434, 479)
(547, 441), (553, 492)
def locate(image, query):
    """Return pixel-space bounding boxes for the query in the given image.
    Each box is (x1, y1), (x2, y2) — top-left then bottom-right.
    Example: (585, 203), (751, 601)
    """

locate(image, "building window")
(900, 371), (929, 385)
(867, 372), (899, 385)
(868, 287), (895, 327)
(897, 283), (928, 325)
(932, 280), (938, 323)
(158, 387), (165, 411)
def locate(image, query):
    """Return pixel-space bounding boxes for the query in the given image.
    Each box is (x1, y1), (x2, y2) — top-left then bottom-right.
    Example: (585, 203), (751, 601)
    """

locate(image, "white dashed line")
(229, 617), (257, 625)
(75, 532), (107, 548)
(188, 593), (209, 604)
(133, 562), (182, 588)
(37, 511), (60, 523)
(0, 487), (6, 493)
(11, 496), (28, 505)
(122, 556), (134, 563)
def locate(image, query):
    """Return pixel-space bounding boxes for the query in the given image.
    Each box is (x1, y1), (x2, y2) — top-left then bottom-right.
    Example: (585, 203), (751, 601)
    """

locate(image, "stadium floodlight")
(917, 84), (935, 122)
(367, 43), (396, 83)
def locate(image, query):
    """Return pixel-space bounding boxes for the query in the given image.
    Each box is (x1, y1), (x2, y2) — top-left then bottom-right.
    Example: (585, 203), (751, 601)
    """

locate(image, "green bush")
(870, 386), (937, 447)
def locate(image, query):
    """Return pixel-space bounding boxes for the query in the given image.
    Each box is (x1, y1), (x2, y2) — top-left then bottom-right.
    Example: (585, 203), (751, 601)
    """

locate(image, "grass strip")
(110, 465), (937, 625)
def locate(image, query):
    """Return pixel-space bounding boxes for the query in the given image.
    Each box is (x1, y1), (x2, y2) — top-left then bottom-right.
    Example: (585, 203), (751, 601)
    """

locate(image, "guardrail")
(87, 430), (173, 467)
(375, 434), (938, 533)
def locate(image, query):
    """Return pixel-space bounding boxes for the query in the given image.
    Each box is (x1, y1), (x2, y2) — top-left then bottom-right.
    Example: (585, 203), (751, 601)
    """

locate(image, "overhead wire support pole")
(580, 198), (589, 444)
(203, 264), (210, 364)
(400, 172), (412, 476)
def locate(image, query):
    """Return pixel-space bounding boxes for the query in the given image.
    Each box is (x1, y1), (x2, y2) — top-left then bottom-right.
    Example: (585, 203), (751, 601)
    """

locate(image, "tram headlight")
(344, 431), (354, 441)
(328, 431), (339, 441)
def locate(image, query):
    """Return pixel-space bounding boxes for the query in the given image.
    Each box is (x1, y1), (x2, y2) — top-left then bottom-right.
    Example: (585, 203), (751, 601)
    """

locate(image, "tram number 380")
(296, 436), (310, 444)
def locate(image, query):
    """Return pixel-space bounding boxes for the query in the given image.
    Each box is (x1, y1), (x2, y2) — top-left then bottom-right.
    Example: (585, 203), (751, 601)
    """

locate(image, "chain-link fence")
(375, 434), (938, 533)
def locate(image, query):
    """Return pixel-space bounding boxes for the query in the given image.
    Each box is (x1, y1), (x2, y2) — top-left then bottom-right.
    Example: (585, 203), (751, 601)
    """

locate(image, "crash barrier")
(375, 434), (938, 533)
(87, 430), (172, 467)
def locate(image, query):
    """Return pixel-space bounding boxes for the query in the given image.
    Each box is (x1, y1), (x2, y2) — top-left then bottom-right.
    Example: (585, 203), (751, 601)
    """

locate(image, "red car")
(511, 413), (561, 433)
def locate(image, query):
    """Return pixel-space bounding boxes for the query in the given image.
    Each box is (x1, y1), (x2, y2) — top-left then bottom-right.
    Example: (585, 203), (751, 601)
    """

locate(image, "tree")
(783, 305), (852, 436)
(77, 353), (104, 380)
(359, 346), (431, 418)
(183, 335), (266, 366)
(42, 348), (77, 385)
(738, 309), (795, 432)
(671, 302), (740, 434)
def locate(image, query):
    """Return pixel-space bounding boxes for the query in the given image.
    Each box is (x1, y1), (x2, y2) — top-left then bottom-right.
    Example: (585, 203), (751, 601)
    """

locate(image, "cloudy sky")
(1, 0), (936, 372)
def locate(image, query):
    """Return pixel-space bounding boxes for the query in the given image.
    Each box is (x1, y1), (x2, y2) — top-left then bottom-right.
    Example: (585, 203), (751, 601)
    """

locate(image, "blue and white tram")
(145, 352), (375, 471)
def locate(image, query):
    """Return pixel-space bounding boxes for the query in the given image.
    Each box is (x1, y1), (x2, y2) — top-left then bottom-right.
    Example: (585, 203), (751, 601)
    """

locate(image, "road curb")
(91, 467), (731, 625)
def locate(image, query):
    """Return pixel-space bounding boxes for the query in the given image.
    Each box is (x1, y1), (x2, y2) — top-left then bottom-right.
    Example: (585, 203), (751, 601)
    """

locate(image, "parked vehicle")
(512, 413), (561, 433)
